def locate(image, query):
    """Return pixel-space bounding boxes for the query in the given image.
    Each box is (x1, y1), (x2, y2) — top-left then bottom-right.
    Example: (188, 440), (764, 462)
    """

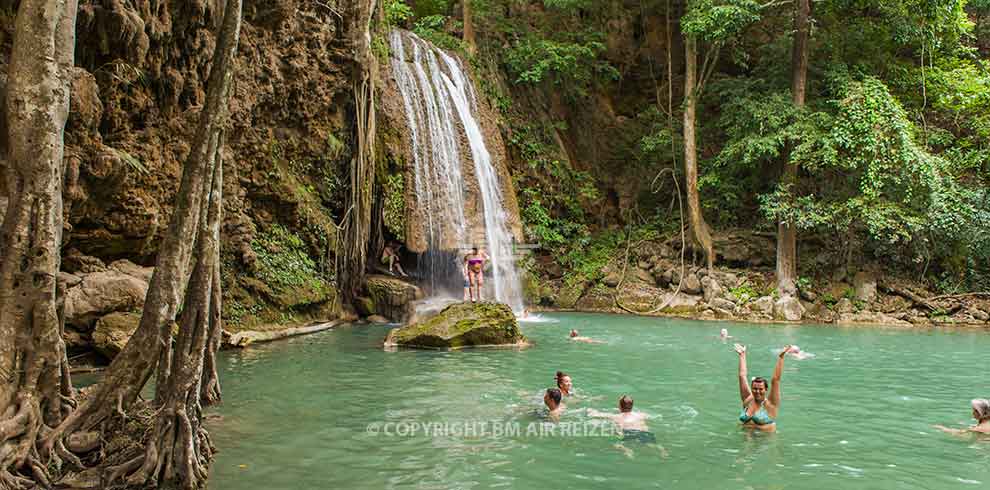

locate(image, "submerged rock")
(384, 302), (527, 349)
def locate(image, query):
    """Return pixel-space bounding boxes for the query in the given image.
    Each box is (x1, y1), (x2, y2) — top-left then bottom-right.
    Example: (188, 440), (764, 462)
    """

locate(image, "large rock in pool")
(384, 302), (527, 349)
(364, 275), (423, 322)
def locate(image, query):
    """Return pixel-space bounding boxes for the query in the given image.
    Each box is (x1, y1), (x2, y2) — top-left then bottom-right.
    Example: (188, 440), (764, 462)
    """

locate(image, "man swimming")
(544, 388), (564, 419)
(785, 345), (814, 360)
(569, 329), (604, 344)
(588, 395), (650, 432)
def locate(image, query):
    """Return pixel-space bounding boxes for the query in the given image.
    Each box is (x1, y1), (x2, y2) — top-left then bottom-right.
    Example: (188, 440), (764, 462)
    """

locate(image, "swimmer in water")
(719, 328), (732, 340)
(555, 371), (573, 397)
(544, 388), (564, 419)
(934, 399), (990, 435)
(734, 343), (789, 432)
(786, 345), (814, 360)
(588, 395), (650, 432)
(589, 396), (667, 458)
(569, 329), (604, 344)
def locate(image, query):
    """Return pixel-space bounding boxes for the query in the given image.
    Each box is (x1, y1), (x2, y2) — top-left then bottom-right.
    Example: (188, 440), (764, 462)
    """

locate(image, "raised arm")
(769, 345), (789, 406)
(735, 344), (751, 403)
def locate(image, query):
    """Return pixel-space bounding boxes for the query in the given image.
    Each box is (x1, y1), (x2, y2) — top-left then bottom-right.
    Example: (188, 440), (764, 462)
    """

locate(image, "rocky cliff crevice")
(1, 0), (368, 329)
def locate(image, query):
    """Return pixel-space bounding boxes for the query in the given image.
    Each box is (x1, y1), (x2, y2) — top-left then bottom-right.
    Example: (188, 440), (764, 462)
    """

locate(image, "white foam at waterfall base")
(390, 30), (524, 314)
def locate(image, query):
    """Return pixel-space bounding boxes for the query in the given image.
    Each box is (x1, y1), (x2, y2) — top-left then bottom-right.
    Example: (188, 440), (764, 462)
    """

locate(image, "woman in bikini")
(734, 343), (789, 432)
(463, 247), (488, 301)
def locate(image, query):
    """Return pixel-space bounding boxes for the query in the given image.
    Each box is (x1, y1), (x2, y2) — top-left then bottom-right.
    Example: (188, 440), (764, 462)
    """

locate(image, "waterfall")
(390, 30), (524, 313)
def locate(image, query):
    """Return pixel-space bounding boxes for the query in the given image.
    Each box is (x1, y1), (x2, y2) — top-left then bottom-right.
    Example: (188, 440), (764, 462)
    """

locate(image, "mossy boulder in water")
(384, 302), (527, 349)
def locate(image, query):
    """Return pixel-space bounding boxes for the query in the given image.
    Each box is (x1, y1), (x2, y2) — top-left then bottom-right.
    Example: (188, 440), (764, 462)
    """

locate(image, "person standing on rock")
(464, 246), (488, 302)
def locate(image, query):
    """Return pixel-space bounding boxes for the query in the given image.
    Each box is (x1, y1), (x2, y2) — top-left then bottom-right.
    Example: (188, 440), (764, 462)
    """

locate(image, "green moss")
(382, 172), (406, 241)
(388, 302), (525, 349)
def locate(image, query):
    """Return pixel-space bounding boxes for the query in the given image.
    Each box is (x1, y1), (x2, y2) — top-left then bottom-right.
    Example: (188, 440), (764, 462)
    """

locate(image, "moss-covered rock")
(384, 302), (527, 349)
(92, 312), (141, 359)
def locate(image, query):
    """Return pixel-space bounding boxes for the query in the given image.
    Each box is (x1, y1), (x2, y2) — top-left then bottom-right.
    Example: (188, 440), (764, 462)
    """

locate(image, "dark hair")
(751, 377), (769, 389)
(619, 395), (634, 412)
(546, 388), (562, 405)
(555, 371), (569, 387)
(472, 246), (479, 252)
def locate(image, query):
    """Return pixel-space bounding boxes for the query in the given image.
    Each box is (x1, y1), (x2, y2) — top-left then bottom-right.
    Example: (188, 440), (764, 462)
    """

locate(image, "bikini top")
(739, 402), (775, 425)
(468, 259), (483, 265)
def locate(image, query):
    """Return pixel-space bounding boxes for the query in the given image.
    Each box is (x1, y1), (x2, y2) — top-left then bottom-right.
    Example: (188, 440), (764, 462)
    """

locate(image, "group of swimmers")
(544, 327), (990, 437)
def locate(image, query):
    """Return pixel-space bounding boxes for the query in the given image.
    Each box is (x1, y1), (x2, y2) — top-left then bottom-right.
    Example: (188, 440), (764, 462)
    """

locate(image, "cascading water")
(390, 30), (524, 313)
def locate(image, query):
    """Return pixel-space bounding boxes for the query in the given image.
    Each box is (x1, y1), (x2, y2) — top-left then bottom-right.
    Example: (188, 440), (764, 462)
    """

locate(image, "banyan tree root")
(124, 84), (226, 489)
(0, 0), (79, 485)
(614, 168), (687, 315)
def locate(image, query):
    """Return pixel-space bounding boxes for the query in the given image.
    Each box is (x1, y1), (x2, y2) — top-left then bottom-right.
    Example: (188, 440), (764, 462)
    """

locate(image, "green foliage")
(728, 282), (758, 303)
(110, 147), (149, 175)
(542, 0), (594, 9)
(759, 75), (978, 268)
(384, 0), (414, 26)
(510, 120), (599, 252)
(682, 0), (761, 43)
(252, 225), (328, 293)
(382, 173), (406, 241)
(413, 15), (465, 52)
(504, 33), (617, 91)
(559, 230), (625, 287)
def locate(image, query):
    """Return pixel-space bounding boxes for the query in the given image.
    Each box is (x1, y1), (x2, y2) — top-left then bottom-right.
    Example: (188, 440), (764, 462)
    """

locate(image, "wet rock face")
(384, 302), (526, 349)
(364, 275), (424, 323)
(34, 1), (357, 274)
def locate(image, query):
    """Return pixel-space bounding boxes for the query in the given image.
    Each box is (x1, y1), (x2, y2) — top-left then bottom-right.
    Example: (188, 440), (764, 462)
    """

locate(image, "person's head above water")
(569, 329), (578, 337)
(972, 399), (990, 422)
(720, 328), (728, 337)
(544, 388), (562, 409)
(751, 377), (769, 402)
(555, 371), (572, 394)
(619, 395), (634, 413)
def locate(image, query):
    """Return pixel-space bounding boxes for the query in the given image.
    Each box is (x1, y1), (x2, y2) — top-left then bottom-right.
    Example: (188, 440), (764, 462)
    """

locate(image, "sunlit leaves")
(682, 0), (761, 43)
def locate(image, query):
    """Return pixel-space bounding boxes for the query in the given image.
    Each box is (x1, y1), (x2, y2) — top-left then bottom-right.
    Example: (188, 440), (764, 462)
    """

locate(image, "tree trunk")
(776, 0), (809, 297)
(340, 0), (378, 306)
(682, 36), (714, 271)
(0, 0), (78, 486)
(47, 0), (241, 452)
(463, 0), (476, 54)
(124, 138), (224, 490)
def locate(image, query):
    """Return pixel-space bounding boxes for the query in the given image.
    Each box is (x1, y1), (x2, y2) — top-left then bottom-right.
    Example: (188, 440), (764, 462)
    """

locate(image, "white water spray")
(390, 30), (524, 313)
